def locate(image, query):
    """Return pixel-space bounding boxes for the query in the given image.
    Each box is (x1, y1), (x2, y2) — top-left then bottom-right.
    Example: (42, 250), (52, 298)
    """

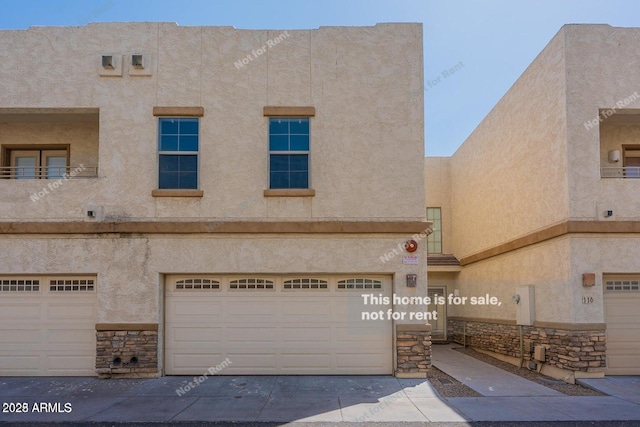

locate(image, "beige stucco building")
(426, 24), (640, 381)
(0, 22), (432, 377)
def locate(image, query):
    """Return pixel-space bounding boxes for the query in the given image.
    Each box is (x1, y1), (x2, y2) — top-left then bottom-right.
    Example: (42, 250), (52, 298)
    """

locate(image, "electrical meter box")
(516, 285), (535, 326)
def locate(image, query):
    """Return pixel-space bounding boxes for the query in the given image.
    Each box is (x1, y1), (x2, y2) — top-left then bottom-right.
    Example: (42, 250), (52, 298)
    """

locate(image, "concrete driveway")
(1, 375), (463, 424)
(1, 372), (640, 425)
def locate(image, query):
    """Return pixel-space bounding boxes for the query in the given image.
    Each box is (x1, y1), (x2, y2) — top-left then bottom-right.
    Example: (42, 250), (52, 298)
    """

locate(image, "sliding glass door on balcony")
(45, 154), (67, 179)
(9, 150), (68, 179)
(12, 154), (37, 179)
(625, 155), (640, 178)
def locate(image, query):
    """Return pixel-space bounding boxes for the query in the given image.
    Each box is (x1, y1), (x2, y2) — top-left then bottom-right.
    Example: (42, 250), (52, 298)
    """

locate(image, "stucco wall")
(448, 233), (640, 324)
(0, 119), (100, 219)
(597, 123), (640, 219)
(0, 234), (428, 324)
(0, 22), (424, 221)
(450, 237), (573, 323)
(426, 25), (640, 327)
(449, 27), (569, 259)
(569, 235), (640, 322)
(564, 25), (640, 220)
(424, 157), (453, 254)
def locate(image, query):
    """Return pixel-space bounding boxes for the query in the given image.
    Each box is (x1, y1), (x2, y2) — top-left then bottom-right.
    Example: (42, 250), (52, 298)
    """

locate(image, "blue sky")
(2, 0), (640, 156)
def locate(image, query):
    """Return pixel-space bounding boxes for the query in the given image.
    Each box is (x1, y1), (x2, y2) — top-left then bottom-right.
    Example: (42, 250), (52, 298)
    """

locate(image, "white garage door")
(0, 276), (97, 376)
(165, 275), (392, 375)
(604, 275), (640, 375)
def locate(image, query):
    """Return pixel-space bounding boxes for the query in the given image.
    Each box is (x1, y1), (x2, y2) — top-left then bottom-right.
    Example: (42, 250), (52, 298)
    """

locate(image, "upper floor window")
(269, 118), (309, 189)
(427, 207), (442, 254)
(5, 148), (68, 180)
(158, 118), (199, 189)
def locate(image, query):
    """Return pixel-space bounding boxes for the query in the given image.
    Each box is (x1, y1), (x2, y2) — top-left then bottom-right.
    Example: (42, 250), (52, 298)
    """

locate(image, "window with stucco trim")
(427, 207), (442, 254)
(158, 118), (199, 189)
(268, 117), (310, 189)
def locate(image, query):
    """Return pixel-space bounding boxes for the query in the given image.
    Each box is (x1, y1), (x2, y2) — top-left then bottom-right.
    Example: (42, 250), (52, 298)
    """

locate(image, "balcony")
(601, 167), (640, 179)
(0, 165), (98, 179)
(0, 108), (99, 183)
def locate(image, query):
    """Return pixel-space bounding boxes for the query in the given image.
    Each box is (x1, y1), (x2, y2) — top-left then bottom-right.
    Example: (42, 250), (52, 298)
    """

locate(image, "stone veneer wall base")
(447, 319), (606, 377)
(96, 324), (159, 378)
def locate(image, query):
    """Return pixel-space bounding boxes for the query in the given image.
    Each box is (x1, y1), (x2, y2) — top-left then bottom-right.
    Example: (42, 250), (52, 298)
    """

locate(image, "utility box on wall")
(516, 285), (535, 326)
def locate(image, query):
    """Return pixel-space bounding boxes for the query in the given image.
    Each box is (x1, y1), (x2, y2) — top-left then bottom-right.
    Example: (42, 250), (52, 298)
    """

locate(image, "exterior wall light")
(404, 240), (418, 252)
(609, 150), (621, 163)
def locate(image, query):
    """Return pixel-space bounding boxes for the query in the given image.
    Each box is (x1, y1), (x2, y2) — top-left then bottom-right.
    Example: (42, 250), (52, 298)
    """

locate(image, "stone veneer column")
(95, 323), (158, 378)
(395, 324), (432, 378)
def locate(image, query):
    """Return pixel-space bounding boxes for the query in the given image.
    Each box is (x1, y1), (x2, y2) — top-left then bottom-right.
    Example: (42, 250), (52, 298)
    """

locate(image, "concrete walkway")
(0, 346), (639, 424)
(431, 344), (640, 422)
(578, 376), (640, 404)
(431, 343), (561, 396)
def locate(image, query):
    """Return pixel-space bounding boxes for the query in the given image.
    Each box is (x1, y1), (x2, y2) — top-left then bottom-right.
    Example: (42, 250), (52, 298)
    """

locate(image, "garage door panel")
(226, 327), (278, 343)
(0, 356), (40, 372)
(608, 367), (640, 375)
(337, 326), (390, 342)
(171, 326), (224, 343)
(47, 355), (95, 371)
(336, 353), (387, 370)
(281, 313), (330, 323)
(282, 327), (331, 343)
(226, 354), (278, 369)
(0, 328), (41, 344)
(165, 275), (392, 375)
(607, 356), (640, 368)
(166, 353), (226, 374)
(607, 328), (640, 341)
(281, 300), (332, 317)
(280, 353), (331, 369)
(172, 300), (223, 317)
(606, 340), (640, 350)
(608, 310), (637, 317)
(47, 302), (95, 320)
(0, 303), (42, 319)
(225, 301), (278, 317)
(45, 328), (95, 344)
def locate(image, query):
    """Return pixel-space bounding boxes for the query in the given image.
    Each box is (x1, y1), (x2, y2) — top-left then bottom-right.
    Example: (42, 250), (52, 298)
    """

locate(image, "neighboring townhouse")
(0, 22), (431, 377)
(427, 24), (640, 381)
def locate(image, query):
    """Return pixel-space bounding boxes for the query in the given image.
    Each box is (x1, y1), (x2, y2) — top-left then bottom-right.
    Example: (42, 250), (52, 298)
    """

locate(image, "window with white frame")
(427, 207), (442, 254)
(269, 118), (309, 189)
(158, 118), (199, 189)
